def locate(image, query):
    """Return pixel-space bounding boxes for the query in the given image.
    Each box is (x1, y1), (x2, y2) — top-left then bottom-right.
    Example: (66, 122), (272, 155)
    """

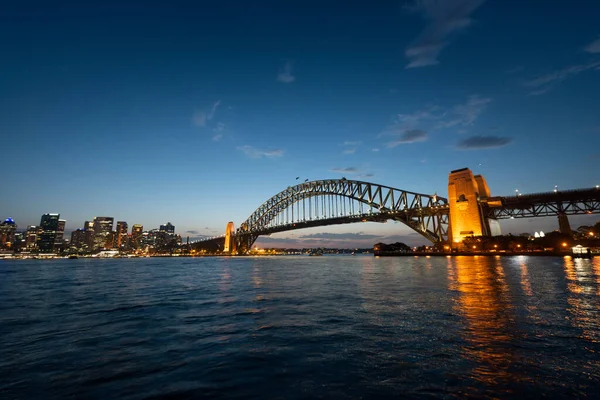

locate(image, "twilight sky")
(1, 0), (599, 247)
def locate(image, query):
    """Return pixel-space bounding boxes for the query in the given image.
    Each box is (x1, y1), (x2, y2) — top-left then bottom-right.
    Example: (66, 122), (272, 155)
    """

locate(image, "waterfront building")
(25, 225), (42, 250)
(39, 213), (60, 253)
(159, 222), (175, 234)
(83, 221), (94, 250)
(55, 219), (66, 247)
(116, 221), (128, 249)
(131, 224), (143, 248)
(0, 217), (17, 250)
(70, 228), (86, 250)
(93, 217), (114, 250)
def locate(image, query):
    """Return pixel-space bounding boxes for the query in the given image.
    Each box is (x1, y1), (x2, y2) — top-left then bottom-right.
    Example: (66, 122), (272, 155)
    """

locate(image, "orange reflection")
(449, 256), (516, 386)
(563, 258), (600, 343)
(519, 261), (533, 296)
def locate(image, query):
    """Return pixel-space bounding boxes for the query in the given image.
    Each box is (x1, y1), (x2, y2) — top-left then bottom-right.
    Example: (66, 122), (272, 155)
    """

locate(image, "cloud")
(456, 135), (512, 149)
(584, 37), (600, 54)
(185, 230), (199, 234)
(192, 100), (221, 127)
(359, 173), (374, 178)
(387, 129), (428, 147)
(404, 0), (485, 68)
(524, 61), (600, 95)
(505, 66), (524, 74)
(343, 141), (361, 146)
(343, 148), (356, 154)
(299, 232), (383, 240)
(277, 61), (295, 83)
(237, 145), (284, 159)
(439, 95), (491, 128)
(212, 134), (223, 141)
(372, 148), (380, 152)
(330, 167), (359, 174)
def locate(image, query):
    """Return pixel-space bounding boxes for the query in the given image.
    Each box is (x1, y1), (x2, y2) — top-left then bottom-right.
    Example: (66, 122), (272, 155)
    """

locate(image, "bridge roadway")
(483, 187), (600, 219)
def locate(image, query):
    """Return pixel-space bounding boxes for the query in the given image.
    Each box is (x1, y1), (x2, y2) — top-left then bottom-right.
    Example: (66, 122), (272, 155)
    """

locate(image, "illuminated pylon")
(223, 221), (236, 254)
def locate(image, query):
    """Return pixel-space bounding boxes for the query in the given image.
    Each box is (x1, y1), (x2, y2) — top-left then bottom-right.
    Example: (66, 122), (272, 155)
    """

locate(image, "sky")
(1, 0), (599, 248)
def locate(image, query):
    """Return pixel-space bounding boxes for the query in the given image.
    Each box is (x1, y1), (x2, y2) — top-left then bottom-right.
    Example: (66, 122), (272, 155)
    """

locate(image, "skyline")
(2, 0), (599, 247)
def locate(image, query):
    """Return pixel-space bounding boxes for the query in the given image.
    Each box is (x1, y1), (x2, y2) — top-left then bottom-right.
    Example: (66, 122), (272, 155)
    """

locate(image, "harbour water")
(1, 255), (599, 398)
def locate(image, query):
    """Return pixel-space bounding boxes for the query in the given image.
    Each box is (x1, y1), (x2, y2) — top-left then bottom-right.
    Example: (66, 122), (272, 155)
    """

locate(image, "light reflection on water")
(1, 255), (599, 399)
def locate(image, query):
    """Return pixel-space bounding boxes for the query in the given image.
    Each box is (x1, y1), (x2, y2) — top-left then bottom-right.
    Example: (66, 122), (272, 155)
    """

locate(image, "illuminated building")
(116, 221), (128, 249)
(159, 222), (175, 234)
(70, 228), (86, 249)
(25, 225), (42, 250)
(83, 221), (95, 250)
(55, 219), (66, 247)
(131, 224), (143, 248)
(448, 168), (500, 248)
(93, 216), (114, 250)
(0, 217), (17, 250)
(39, 213), (60, 253)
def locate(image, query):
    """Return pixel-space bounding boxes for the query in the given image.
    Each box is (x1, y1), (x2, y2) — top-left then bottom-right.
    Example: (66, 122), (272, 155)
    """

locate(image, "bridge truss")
(235, 179), (449, 252)
(485, 188), (600, 219)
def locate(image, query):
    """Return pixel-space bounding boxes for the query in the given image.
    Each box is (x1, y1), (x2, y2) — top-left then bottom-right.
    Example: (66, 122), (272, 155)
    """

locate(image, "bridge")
(192, 168), (600, 254)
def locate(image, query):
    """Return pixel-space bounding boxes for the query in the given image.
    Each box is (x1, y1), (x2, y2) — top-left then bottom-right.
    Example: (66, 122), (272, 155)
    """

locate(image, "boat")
(68, 255), (78, 259)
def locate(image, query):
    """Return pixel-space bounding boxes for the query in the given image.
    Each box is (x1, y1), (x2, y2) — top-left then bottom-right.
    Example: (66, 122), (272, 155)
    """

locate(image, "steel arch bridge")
(230, 179), (449, 253)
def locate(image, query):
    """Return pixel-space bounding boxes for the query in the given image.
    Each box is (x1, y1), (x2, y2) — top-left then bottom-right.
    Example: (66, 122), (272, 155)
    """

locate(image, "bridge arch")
(235, 179), (449, 252)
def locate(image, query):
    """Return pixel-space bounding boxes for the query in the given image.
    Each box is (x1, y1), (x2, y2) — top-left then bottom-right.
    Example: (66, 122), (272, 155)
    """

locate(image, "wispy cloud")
(330, 167), (359, 174)
(237, 146), (284, 159)
(342, 141), (362, 146)
(343, 148), (356, 154)
(277, 61), (295, 83)
(212, 134), (223, 141)
(185, 230), (199, 234)
(584, 37), (600, 54)
(524, 61), (600, 95)
(299, 232), (382, 240)
(387, 129), (428, 147)
(456, 135), (512, 149)
(505, 66), (524, 74)
(439, 95), (492, 128)
(404, 0), (485, 68)
(359, 173), (374, 178)
(192, 100), (221, 127)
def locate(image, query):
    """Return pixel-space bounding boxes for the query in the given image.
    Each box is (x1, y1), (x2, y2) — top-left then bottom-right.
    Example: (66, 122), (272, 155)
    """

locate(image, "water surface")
(1, 255), (599, 398)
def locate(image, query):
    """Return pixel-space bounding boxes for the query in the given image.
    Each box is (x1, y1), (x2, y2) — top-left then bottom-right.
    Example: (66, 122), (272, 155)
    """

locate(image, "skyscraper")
(131, 224), (143, 249)
(93, 217), (114, 250)
(70, 229), (86, 250)
(25, 225), (42, 251)
(0, 217), (17, 250)
(39, 213), (60, 253)
(83, 221), (95, 251)
(55, 219), (66, 247)
(159, 222), (175, 234)
(116, 221), (128, 249)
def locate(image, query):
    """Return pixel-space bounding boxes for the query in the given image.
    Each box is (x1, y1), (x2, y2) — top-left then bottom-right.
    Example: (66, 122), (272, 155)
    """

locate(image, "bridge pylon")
(448, 168), (500, 248)
(223, 221), (236, 254)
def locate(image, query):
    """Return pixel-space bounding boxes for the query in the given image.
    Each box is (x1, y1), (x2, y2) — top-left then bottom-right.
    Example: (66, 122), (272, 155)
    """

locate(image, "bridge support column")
(224, 221), (236, 254)
(558, 213), (572, 236)
(448, 168), (499, 248)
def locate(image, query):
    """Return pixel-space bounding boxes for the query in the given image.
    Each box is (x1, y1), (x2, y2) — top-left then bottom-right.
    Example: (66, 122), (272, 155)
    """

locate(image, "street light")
(554, 185), (558, 193)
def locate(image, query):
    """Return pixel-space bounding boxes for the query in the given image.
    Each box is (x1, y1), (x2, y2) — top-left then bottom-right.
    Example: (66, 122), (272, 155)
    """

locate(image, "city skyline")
(2, 1), (599, 247)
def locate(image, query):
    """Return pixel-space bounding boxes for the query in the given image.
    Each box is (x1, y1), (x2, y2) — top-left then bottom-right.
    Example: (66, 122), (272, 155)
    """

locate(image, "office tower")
(83, 221), (94, 250)
(55, 219), (66, 246)
(131, 224), (143, 248)
(159, 222), (175, 234)
(25, 225), (42, 250)
(93, 217), (114, 250)
(70, 229), (86, 249)
(39, 213), (60, 253)
(0, 217), (17, 249)
(115, 221), (128, 249)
